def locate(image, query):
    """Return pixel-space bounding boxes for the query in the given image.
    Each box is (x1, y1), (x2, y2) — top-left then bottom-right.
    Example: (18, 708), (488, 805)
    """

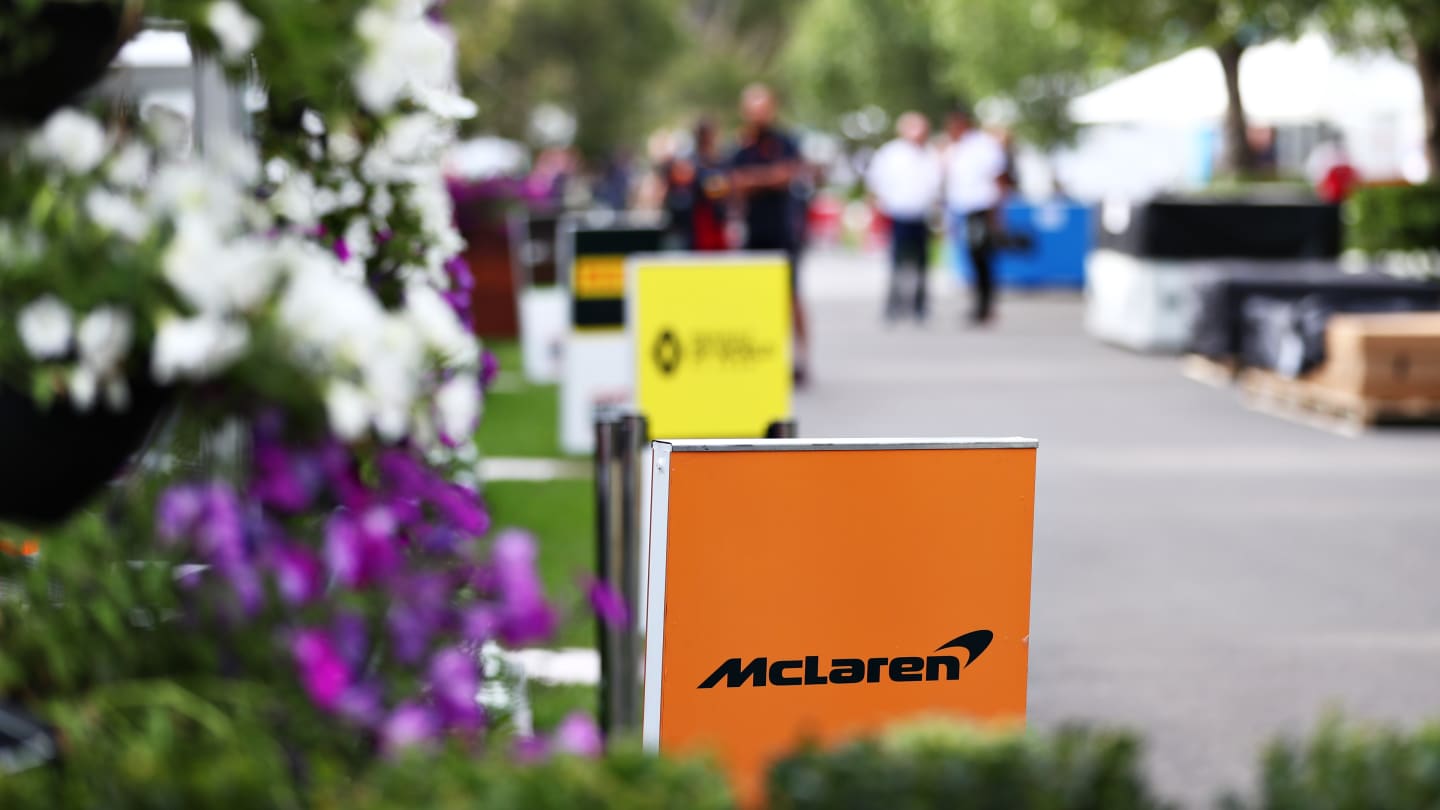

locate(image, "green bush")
(767, 721), (1170, 810)
(1347, 185), (1440, 253)
(316, 745), (734, 810)
(1227, 718), (1440, 810)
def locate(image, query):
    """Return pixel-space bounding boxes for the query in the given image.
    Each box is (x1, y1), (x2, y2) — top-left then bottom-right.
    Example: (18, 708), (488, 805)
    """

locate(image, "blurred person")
(944, 105), (1009, 326)
(660, 119), (730, 251)
(732, 83), (809, 383)
(866, 111), (941, 322)
(595, 148), (634, 210)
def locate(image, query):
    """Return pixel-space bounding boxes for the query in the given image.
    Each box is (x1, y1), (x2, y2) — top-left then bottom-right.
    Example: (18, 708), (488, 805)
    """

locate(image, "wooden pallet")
(1238, 368), (1440, 431)
(1181, 354), (1238, 388)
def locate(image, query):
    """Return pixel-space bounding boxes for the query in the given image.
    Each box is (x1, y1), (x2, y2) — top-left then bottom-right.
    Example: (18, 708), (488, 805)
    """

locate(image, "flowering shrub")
(0, 0), (594, 776)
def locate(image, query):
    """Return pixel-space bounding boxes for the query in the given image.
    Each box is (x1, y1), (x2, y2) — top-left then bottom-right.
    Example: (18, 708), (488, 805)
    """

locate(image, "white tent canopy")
(1071, 33), (1420, 127)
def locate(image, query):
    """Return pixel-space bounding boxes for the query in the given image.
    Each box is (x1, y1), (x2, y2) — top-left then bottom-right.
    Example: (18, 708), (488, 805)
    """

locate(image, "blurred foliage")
(768, 721), (1170, 810)
(453, 0), (683, 161)
(1223, 717), (1440, 810)
(1346, 184), (1440, 252)
(318, 744), (733, 810)
(781, 0), (1100, 149)
(0, 681), (316, 809)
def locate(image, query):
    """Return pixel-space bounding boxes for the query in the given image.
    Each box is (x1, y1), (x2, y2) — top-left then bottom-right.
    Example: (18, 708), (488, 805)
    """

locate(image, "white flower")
(370, 185), (395, 221)
(337, 179), (366, 209)
(435, 373), (481, 441)
(413, 85), (477, 121)
(272, 171), (321, 227)
(17, 296), (73, 359)
(107, 142), (152, 188)
(86, 189), (152, 242)
(207, 0), (261, 62)
(329, 131), (363, 164)
(385, 114), (450, 164)
(151, 162), (248, 232)
(211, 136), (261, 185)
(151, 315), (249, 382)
(343, 217), (377, 262)
(363, 315), (425, 441)
(277, 258), (387, 367)
(30, 109), (107, 174)
(77, 307), (134, 373)
(354, 6), (457, 114)
(326, 380), (372, 440)
(405, 284), (477, 368)
(408, 177), (456, 243)
(69, 366), (99, 411)
(163, 218), (278, 313)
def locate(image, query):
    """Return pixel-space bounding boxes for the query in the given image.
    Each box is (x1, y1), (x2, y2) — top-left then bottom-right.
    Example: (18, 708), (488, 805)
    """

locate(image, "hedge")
(1347, 184), (1440, 254)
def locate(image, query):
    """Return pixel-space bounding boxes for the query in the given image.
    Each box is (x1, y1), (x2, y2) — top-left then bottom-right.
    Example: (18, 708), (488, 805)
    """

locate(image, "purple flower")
(196, 482), (245, 563)
(585, 577), (630, 630)
(387, 573), (452, 664)
(291, 629), (351, 712)
(324, 513), (366, 587)
(224, 562), (264, 616)
(334, 237), (352, 263)
(490, 531), (556, 645)
(378, 449), (430, 498)
(337, 682), (384, 727)
(325, 509), (402, 588)
(428, 647), (482, 732)
(513, 735), (549, 763)
(318, 441), (369, 510)
(444, 255), (473, 289)
(433, 483), (489, 536)
(156, 485), (205, 544)
(480, 349), (499, 389)
(271, 543), (324, 605)
(418, 524), (463, 555)
(251, 442), (316, 513)
(552, 712), (603, 757)
(460, 604), (498, 643)
(380, 702), (438, 754)
(331, 612), (370, 669)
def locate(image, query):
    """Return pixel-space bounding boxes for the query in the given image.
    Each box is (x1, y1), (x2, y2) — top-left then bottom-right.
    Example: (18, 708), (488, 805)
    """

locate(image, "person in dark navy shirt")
(731, 83), (810, 385)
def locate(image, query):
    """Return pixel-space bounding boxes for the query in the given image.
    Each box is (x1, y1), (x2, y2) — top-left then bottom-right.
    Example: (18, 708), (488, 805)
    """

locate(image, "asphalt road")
(793, 249), (1440, 806)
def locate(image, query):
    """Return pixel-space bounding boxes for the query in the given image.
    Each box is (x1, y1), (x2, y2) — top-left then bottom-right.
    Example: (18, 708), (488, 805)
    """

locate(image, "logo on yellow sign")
(633, 255), (792, 439)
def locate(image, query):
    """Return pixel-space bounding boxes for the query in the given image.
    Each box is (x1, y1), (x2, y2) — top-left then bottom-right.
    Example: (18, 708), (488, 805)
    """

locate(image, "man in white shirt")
(944, 105), (1009, 324)
(866, 111), (941, 322)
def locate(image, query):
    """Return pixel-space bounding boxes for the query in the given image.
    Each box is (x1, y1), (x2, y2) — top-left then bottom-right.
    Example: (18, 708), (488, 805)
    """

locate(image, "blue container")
(950, 200), (1092, 290)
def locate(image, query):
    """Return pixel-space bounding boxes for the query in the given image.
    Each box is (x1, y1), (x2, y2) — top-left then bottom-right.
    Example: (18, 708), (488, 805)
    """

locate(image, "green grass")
(477, 340), (564, 458)
(479, 342), (607, 732)
(527, 683), (599, 733)
(484, 479), (596, 650)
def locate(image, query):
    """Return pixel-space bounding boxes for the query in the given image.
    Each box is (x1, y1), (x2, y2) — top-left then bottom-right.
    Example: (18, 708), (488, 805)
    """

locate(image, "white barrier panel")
(518, 287), (566, 384)
(559, 333), (632, 455)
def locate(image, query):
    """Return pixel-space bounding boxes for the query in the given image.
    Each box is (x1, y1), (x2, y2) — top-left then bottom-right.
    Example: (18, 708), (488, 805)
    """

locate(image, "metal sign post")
(593, 407), (648, 736)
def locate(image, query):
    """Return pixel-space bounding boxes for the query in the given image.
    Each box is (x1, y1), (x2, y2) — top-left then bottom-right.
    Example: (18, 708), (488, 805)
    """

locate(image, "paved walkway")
(794, 248), (1440, 806)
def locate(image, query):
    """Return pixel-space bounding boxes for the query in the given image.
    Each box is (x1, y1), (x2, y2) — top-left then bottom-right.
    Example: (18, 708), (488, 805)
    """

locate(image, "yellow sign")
(631, 254), (792, 439)
(643, 438), (1038, 805)
(574, 255), (627, 300)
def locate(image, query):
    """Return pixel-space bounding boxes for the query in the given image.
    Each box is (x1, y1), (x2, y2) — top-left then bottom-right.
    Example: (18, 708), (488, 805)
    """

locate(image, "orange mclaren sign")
(642, 438), (1038, 804)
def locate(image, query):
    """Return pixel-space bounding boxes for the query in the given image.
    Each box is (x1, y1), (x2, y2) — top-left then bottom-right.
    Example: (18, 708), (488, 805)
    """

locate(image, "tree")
(1055, 0), (1314, 177)
(781, 0), (1098, 150)
(1322, 0), (1440, 179)
(452, 0), (682, 161)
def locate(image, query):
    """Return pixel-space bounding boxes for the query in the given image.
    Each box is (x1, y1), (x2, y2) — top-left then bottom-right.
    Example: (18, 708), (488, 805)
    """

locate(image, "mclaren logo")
(698, 630), (993, 689)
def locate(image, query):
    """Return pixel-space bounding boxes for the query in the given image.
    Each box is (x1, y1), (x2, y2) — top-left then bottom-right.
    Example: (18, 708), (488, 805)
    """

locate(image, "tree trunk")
(1416, 40), (1440, 182)
(1215, 38), (1256, 178)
